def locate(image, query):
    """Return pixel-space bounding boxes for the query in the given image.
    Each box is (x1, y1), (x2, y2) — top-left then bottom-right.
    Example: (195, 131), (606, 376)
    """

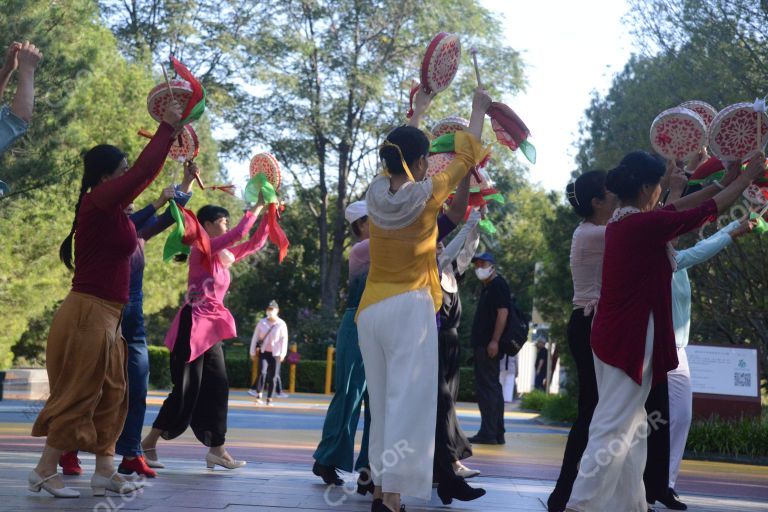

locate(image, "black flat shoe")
(656, 488), (687, 510)
(312, 461), (342, 486)
(467, 434), (499, 445)
(436, 476), (486, 505)
(357, 466), (374, 496)
(371, 499), (406, 512)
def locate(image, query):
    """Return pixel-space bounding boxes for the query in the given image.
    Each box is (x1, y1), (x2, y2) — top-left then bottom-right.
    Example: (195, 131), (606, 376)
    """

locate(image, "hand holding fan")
(244, 153), (289, 262)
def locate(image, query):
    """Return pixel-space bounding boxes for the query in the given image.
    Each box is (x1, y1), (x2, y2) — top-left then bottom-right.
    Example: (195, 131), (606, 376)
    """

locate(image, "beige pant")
(32, 292), (127, 456)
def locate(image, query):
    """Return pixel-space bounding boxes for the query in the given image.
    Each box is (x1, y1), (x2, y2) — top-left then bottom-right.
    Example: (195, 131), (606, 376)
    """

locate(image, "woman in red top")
(566, 151), (764, 512)
(29, 103), (182, 498)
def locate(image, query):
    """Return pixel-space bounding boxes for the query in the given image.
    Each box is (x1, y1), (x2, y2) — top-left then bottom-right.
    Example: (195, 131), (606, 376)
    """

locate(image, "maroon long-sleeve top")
(71, 122), (175, 304)
(590, 199), (717, 386)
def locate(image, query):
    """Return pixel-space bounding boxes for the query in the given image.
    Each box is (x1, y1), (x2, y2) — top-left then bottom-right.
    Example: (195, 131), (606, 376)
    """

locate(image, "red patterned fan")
(168, 125), (199, 163)
(420, 32), (461, 95)
(431, 116), (469, 138)
(649, 107), (706, 161)
(679, 100), (718, 128)
(709, 102), (768, 163)
(249, 153), (282, 192)
(147, 79), (194, 123)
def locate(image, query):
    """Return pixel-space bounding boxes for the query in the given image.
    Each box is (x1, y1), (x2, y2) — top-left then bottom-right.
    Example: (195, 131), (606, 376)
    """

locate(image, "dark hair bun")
(567, 170), (607, 218)
(606, 151), (665, 201)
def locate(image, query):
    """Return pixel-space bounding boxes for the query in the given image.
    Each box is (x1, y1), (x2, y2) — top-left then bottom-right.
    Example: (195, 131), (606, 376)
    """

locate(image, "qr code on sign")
(734, 372), (751, 387)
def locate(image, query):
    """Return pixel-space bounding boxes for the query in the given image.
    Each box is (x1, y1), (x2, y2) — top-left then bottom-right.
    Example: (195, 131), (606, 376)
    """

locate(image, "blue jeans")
(115, 340), (149, 457)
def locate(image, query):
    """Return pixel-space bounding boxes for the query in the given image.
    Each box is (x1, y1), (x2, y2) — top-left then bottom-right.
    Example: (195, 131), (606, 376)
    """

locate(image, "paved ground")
(0, 391), (766, 511)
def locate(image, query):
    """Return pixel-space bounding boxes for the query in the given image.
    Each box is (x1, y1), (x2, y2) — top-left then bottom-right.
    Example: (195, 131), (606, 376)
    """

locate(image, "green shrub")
(457, 368), (476, 403)
(147, 345), (171, 389)
(520, 390), (548, 411)
(686, 413), (768, 458)
(541, 393), (578, 423)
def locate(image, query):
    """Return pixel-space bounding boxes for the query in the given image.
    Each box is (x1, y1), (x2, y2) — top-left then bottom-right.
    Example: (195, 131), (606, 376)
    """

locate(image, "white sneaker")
(255, 398), (265, 405)
(247, 389), (260, 398)
(28, 470), (80, 498)
(277, 392), (290, 398)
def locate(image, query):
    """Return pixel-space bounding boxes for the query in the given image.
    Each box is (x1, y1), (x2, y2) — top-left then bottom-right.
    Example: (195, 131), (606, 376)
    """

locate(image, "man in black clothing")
(468, 252), (509, 445)
(534, 340), (548, 390)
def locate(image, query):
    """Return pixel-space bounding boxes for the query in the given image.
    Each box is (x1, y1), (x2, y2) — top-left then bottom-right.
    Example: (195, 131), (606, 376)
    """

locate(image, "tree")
(99, 0), (526, 314)
(0, 0), (224, 367)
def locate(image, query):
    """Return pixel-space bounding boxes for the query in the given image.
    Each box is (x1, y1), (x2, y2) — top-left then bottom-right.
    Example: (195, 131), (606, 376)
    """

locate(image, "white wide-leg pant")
(668, 346), (692, 489)
(567, 315), (654, 512)
(357, 288), (438, 501)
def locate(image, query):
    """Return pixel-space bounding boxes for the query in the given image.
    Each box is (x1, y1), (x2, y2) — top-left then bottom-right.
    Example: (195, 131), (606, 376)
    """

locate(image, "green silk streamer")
(244, 174), (278, 204)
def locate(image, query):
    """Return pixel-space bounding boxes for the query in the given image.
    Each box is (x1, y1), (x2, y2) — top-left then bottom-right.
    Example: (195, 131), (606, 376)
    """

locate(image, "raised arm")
(445, 173), (471, 225)
(90, 104), (181, 210)
(440, 209), (481, 272)
(138, 162), (197, 240)
(431, 89), (491, 203)
(674, 220), (739, 271)
(0, 43), (20, 102)
(10, 42), (42, 124)
(407, 88), (433, 129)
(209, 208), (260, 253)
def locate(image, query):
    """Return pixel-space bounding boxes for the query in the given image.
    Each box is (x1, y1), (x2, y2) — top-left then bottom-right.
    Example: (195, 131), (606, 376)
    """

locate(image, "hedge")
(147, 345), (479, 400)
(686, 413), (768, 459)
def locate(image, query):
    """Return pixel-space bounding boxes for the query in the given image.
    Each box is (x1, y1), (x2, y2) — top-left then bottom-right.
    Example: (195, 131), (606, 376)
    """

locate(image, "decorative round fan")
(420, 32), (461, 95)
(249, 153), (282, 191)
(709, 102), (768, 163)
(147, 80), (194, 123)
(649, 107), (706, 161)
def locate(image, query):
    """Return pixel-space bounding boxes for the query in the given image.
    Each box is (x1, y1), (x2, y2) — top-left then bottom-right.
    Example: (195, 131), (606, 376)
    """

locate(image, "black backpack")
(498, 296), (529, 357)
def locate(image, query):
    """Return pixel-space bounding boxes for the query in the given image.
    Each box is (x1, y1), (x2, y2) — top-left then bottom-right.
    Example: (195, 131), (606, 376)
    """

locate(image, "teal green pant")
(313, 308), (370, 472)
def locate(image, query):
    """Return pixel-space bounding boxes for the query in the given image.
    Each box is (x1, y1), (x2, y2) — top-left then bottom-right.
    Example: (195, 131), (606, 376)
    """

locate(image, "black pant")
(256, 351), (281, 399)
(547, 309), (672, 511)
(153, 306), (229, 447)
(473, 345), (504, 441)
(434, 328), (473, 483)
(548, 309), (598, 511)
(644, 378), (670, 501)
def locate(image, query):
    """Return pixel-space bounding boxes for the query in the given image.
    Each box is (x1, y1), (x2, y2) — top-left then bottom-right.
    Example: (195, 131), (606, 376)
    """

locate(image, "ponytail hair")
(59, 144), (126, 270)
(566, 170), (608, 218)
(379, 125), (430, 176)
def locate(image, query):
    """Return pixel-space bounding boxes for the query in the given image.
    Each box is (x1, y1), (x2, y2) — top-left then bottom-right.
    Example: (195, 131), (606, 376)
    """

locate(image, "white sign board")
(687, 345), (759, 398)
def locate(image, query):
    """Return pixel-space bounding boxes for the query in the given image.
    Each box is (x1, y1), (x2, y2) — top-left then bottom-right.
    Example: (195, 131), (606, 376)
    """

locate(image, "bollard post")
(250, 348), (260, 388)
(288, 342), (297, 393)
(325, 345), (335, 395)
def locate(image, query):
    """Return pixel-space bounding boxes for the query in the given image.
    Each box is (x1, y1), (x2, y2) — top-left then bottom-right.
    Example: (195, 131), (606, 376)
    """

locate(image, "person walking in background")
(468, 252), (510, 446)
(0, 41), (42, 156)
(249, 301), (288, 406)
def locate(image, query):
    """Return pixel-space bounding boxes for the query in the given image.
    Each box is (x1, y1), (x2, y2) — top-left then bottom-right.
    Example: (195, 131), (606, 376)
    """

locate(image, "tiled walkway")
(0, 392), (765, 511)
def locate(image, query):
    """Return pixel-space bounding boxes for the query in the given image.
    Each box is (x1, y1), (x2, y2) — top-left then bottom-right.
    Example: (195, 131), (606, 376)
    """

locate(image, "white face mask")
(267, 309), (278, 319)
(475, 266), (494, 281)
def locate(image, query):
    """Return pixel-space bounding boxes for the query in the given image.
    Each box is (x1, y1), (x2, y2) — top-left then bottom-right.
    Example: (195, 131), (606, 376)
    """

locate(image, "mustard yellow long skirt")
(32, 291), (128, 456)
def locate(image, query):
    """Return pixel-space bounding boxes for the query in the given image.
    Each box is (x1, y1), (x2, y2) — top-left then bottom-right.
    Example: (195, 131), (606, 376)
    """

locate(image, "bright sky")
(482, 0), (636, 191)
(222, 0), (637, 194)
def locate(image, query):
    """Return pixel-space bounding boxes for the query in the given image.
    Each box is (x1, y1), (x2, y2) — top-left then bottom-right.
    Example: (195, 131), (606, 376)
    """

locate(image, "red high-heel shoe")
(59, 451), (82, 476)
(118, 456), (157, 478)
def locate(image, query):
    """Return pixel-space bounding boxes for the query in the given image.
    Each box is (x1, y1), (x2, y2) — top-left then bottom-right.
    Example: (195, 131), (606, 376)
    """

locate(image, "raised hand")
(162, 99), (183, 128)
(743, 151), (766, 182)
(3, 42), (21, 72)
(16, 41), (42, 72)
(471, 87), (492, 116)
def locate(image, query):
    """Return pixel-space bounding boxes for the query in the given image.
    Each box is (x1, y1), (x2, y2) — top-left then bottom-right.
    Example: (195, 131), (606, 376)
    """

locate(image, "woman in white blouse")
(547, 171), (617, 512)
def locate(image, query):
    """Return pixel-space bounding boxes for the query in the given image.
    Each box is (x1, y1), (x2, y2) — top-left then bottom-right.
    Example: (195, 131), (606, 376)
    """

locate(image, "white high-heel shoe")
(141, 446), (165, 469)
(28, 470), (80, 498)
(90, 472), (144, 496)
(205, 452), (246, 470)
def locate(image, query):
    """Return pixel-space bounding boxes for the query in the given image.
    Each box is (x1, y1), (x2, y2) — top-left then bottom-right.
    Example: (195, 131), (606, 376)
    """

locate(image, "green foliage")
(520, 390), (577, 423)
(541, 394), (578, 423)
(11, 300), (61, 368)
(0, 0), (223, 368)
(520, 390), (548, 412)
(686, 412), (768, 459)
(147, 345), (171, 389)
